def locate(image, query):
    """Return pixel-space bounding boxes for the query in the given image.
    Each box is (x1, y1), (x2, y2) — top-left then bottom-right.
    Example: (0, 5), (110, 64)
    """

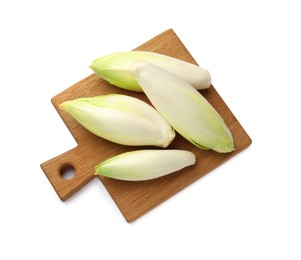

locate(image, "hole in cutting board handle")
(60, 164), (76, 180)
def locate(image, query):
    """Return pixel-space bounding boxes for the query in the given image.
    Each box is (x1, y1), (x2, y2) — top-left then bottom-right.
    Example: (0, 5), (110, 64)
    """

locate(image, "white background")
(1, 0), (300, 259)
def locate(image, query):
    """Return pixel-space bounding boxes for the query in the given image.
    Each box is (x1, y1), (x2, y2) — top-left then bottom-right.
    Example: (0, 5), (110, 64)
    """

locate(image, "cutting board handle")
(40, 146), (95, 201)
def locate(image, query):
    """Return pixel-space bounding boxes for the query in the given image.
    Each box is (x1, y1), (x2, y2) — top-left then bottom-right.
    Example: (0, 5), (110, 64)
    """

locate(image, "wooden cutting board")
(40, 29), (252, 222)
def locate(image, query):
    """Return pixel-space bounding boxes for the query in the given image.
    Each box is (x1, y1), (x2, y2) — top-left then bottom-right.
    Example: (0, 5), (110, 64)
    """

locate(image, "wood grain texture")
(40, 29), (252, 222)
